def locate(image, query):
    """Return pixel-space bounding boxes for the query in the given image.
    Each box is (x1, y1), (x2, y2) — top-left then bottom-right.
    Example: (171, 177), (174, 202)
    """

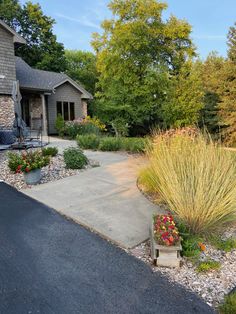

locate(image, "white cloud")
(55, 13), (101, 30)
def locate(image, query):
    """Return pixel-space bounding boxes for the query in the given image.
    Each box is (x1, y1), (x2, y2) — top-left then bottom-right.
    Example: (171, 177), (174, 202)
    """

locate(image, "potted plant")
(150, 214), (182, 267)
(8, 150), (50, 185)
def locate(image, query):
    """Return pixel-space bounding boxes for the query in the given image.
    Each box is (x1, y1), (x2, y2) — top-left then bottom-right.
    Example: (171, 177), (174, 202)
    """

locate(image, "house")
(0, 20), (92, 135)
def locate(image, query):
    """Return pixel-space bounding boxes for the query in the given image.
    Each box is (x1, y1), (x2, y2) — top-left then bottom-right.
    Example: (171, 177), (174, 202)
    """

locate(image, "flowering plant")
(153, 214), (181, 246)
(8, 150), (50, 174)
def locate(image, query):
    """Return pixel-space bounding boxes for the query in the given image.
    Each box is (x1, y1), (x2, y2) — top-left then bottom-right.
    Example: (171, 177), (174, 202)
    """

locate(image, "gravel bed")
(130, 230), (236, 308)
(0, 150), (97, 190)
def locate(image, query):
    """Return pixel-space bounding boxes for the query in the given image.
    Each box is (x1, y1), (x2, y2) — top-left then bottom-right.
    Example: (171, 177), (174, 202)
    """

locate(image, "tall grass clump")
(140, 132), (236, 234)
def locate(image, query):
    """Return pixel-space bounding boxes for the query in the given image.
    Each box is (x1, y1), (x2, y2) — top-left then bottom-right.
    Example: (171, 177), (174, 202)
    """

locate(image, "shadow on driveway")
(0, 183), (215, 314)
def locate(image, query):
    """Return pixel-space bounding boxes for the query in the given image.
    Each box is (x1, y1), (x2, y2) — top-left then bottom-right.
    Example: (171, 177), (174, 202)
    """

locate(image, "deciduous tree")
(92, 0), (195, 134)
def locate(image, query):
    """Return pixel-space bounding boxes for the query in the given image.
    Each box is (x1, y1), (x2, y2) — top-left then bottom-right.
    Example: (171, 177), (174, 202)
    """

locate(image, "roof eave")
(0, 20), (26, 44)
(53, 78), (93, 100)
(19, 86), (52, 93)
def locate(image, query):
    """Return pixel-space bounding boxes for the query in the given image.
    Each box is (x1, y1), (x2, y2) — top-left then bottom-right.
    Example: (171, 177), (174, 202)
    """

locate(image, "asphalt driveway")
(0, 183), (214, 314)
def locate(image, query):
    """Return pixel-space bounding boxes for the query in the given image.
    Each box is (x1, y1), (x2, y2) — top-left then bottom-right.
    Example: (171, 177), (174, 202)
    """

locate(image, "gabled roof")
(0, 20), (26, 44)
(15, 57), (93, 99)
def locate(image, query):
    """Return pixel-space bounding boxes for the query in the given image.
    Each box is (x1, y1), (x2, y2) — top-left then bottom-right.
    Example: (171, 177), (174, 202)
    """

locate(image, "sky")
(20, 0), (236, 59)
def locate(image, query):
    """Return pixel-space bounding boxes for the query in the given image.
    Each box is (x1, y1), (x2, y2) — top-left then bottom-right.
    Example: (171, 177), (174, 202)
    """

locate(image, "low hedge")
(76, 135), (147, 153)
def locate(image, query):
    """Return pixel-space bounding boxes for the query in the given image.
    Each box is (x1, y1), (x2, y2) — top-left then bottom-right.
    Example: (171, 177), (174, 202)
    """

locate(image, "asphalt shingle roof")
(15, 57), (92, 99)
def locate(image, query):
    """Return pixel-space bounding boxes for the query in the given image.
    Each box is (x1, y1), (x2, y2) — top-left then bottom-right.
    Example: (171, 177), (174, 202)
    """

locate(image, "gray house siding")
(0, 25), (16, 95)
(47, 82), (83, 134)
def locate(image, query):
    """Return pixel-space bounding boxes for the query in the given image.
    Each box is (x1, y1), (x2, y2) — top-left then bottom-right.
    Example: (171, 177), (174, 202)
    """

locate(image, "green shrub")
(42, 146), (58, 157)
(196, 259), (221, 272)
(55, 114), (65, 137)
(140, 132), (236, 235)
(99, 137), (122, 151)
(219, 292), (236, 314)
(77, 134), (100, 150)
(177, 223), (203, 258)
(121, 137), (147, 153)
(63, 147), (88, 169)
(65, 121), (83, 139)
(65, 120), (101, 138)
(8, 151), (23, 172)
(79, 122), (100, 135)
(8, 150), (50, 173)
(209, 236), (236, 252)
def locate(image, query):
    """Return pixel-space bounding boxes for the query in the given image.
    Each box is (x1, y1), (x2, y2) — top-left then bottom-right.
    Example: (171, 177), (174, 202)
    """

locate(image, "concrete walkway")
(23, 139), (161, 248)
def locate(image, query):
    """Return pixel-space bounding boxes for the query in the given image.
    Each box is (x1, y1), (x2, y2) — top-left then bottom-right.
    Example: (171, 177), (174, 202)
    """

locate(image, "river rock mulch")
(0, 151), (97, 190)
(129, 229), (236, 308)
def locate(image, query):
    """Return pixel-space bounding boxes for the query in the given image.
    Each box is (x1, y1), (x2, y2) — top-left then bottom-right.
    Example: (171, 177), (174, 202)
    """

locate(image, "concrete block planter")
(24, 169), (41, 185)
(150, 217), (182, 268)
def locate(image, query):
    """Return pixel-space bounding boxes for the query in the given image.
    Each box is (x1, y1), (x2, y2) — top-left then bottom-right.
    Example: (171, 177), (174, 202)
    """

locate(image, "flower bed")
(0, 150), (95, 190)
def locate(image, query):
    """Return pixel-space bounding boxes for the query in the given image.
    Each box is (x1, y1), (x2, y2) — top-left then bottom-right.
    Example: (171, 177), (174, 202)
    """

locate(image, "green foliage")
(65, 121), (100, 138)
(121, 137), (147, 153)
(65, 50), (97, 95)
(198, 53), (224, 134)
(7, 151), (24, 172)
(42, 146), (58, 157)
(228, 22), (236, 63)
(111, 118), (129, 137)
(77, 134), (100, 150)
(8, 150), (50, 173)
(196, 259), (221, 273)
(0, 0), (66, 72)
(99, 137), (122, 151)
(76, 134), (146, 152)
(177, 223), (202, 258)
(140, 132), (236, 234)
(209, 236), (236, 252)
(63, 147), (88, 169)
(161, 61), (204, 128)
(55, 114), (65, 137)
(92, 0), (195, 135)
(219, 292), (236, 314)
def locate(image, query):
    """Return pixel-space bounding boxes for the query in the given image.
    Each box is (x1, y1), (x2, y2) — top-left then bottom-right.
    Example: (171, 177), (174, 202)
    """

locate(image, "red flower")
(25, 167), (30, 173)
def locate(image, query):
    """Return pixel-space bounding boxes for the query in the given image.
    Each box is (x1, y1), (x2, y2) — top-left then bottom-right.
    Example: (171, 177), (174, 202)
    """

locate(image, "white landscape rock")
(130, 230), (236, 308)
(0, 151), (97, 190)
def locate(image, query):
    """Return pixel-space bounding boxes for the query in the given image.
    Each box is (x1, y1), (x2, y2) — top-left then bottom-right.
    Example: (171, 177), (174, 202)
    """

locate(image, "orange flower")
(198, 242), (206, 251)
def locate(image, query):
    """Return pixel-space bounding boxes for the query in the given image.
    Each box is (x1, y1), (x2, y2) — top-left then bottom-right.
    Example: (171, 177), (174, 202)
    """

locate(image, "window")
(56, 101), (75, 121)
(70, 102), (75, 121)
(57, 101), (62, 116)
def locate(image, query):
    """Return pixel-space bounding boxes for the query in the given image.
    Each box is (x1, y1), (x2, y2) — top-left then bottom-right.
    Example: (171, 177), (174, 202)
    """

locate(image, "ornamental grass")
(140, 132), (236, 234)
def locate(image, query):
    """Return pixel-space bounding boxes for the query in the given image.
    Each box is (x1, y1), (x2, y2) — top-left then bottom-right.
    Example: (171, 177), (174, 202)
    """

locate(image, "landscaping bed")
(0, 150), (97, 190)
(135, 129), (236, 310)
(130, 228), (236, 308)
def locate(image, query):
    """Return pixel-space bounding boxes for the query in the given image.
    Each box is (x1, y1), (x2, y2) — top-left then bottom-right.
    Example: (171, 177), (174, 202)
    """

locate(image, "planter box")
(24, 169), (41, 185)
(150, 223), (182, 268)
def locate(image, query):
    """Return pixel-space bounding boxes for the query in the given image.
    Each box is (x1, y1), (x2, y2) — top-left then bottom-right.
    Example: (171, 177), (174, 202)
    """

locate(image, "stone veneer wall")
(0, 95), (15, 129)
(30, 95), (43, 130)
(82, 100), (88, 117)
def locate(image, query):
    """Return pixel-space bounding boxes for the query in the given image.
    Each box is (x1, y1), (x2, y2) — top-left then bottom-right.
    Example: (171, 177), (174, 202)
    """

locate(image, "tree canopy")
(0, 0), (66, 72)
(65, 50), (98, 95)
(92, 0), (196, 134)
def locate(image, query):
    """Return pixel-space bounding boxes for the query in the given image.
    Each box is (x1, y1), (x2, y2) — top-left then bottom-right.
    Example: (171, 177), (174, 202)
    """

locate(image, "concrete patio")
(23, 139), (162, 248)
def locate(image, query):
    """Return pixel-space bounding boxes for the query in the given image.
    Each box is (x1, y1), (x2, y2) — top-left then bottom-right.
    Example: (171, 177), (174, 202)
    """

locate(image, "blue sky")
(20, 0), (236, 59)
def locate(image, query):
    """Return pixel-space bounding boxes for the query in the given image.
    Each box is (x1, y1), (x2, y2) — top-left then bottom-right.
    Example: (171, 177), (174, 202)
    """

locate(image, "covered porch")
(20, 90), (48, 136)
